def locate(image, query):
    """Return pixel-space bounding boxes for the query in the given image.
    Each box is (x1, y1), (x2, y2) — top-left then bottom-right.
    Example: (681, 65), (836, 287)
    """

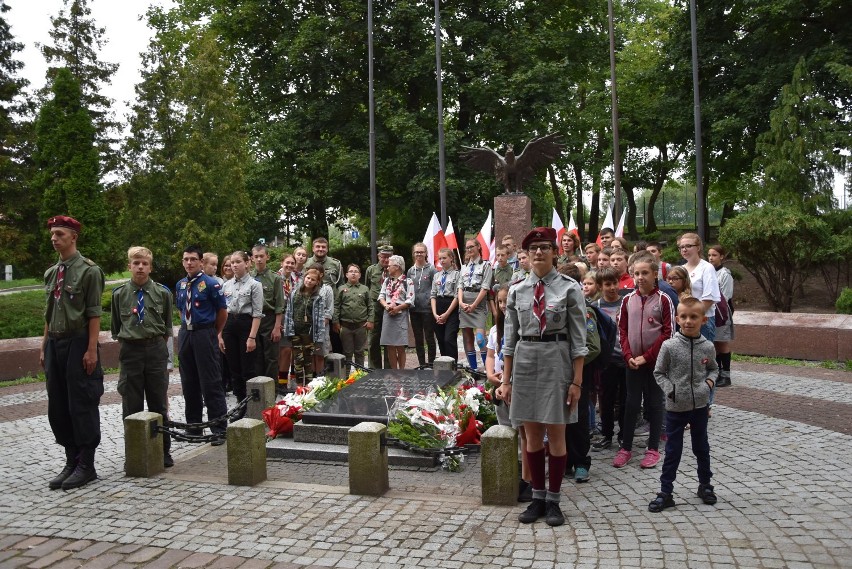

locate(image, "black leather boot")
(49, 447), (78, 490)
(62, 447), (97, 490)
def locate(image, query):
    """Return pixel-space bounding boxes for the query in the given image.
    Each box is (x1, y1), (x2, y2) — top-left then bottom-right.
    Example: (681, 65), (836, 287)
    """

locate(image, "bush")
(719, 206), (831, 312)
(837, 288), (852, 315)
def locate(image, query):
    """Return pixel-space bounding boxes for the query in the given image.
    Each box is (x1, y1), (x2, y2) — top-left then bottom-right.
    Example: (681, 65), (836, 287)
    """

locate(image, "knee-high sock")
(466, 351), (478, 370)
(719, 352), (731, 372)
(548, 453), (567, 494)
(525, 448), (546, 491)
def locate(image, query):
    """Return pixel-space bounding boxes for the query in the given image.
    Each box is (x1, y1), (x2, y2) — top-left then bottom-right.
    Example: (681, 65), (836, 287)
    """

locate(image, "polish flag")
(552, 208), (566, 253)
(567, 211), (579, 242)
(488, 238), (496, 265)
(614, 206), (628, 238)
(476, 210), (492, 261)
(422, 212), (448, 268)
(445, 216), (458, 251)
(596, 205), (615, 246)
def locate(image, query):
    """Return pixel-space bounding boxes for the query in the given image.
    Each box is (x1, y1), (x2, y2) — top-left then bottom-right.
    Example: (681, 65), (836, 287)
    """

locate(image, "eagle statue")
(459, 133), (565, 194)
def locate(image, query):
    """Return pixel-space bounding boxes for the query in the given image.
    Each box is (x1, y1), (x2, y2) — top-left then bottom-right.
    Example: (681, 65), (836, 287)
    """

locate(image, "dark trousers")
(117, 338), (171, 454)
(178, 327), (227, 435)
(660, 407), (712, 495)
(222, 315), (257, 401)
(566, 367), (595, 469)
(433, 297), (459, 362)
(368, 301), (390, 369)
(622, 367), (664, 452)
(255, 313), (280, 379)
(599, 365), (626, 440)
(45, 332), (104, 450)
(409, 311), (436, 365)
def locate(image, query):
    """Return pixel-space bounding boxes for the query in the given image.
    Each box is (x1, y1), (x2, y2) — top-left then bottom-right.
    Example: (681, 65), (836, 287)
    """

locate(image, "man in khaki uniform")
(251, 244), (284, 379)
(40, 215), (105, 491)
(365, 245), (392, 368)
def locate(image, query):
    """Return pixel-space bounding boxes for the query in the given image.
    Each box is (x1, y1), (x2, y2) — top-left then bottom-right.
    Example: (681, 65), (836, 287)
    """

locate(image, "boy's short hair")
(608, 249), (627, 260)
(128, 246), (153, 262)
(312, 237), (329, 246)
(646, 241), (662, 250)
(600, 247), (614, 257)
(600, 228), (615, 236)
(558, 263), (582, 280)
(584, 243), (601, 253)
(628, 251), (658, 273)
(183, 244), (203, 259)
(501, 234), (514, 244)
(251, 244), (268, 254)
(678, 296), (704, 314)
(346, 263), (361, 272)
(595, 267), (619, 286)
(495, 244), (509, 254)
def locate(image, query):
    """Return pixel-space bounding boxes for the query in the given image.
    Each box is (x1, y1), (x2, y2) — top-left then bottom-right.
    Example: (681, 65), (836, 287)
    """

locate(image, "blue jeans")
(660, 407), (712, 495)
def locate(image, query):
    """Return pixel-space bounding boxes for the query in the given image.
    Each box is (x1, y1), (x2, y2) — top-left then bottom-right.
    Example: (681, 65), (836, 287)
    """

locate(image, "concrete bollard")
(246, 376), (276, 421)
(124, 411), (164, 478)
(480, 425), (519, 506)
(326, 352), (346, 379)
(348, 422), (389, 496)
(432, 356), (455, 372)
(227, 418), (267, 486)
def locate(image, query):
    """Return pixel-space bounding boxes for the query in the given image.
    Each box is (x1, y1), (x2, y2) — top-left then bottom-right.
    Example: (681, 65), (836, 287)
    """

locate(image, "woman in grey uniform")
(497, 227), (588, 527)
(457, 238), (493, 369)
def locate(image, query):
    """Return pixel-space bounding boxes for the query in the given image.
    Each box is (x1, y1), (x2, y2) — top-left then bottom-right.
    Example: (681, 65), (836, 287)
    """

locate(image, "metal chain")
(153, 394), (254, 443)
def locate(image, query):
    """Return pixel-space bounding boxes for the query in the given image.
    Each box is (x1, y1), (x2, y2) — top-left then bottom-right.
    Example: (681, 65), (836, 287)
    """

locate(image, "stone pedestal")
(432, 356), (455, 372)
(494, 194), (532, 251)
(348, 422), (389, 496)
(227, 418), (267, 486)
(480, 425), (519, 505)
(246, 376), (276, 421)
(326, 353), (346, 379)
(124, 411), (164, 478)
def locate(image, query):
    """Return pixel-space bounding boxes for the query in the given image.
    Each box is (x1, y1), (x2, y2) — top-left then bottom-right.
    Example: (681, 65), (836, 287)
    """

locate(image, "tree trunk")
(645, 145), (670, 234)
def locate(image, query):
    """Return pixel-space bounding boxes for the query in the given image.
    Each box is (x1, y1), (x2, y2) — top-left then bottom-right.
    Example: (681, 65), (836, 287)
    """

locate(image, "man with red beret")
(40, 215), (105, 490)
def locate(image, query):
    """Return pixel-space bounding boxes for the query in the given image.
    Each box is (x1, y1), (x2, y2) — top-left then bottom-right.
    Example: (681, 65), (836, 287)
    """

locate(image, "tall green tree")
(32, 67), (111, 268)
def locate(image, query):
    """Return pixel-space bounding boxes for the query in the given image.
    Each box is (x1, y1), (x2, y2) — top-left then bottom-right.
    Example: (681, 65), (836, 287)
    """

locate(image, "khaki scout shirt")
(365, 262), (388, 322)
(493, 264), (514, 289)
(305, 255), (343, 287)
(44, 252), (105, 334)
(111, 279), (173, 341)
(333, 282), (373, 324)
(251, 268), (284, 315)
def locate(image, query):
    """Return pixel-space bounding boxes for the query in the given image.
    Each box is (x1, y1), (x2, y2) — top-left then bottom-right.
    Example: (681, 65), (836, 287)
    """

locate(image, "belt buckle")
(185, 323), (195, 331)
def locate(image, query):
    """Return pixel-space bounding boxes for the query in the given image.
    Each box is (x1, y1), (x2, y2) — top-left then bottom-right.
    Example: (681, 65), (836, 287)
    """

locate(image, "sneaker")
(545, 501), (565, 527)
(612, 449), (632, 468)
(517, 480), (533, 503)
(574, 466), (590, 483)
(697, 483), (717, 505)
(640, 449), (661, 469)
(518, 499), (547, 523)
(210, 434), (226, 447)
(591, 437), (612, 452)
(648, 492), (675, 512)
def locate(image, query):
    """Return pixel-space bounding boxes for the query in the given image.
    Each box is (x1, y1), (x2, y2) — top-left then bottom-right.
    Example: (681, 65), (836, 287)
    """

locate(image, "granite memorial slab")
(302, 368), (462, 427)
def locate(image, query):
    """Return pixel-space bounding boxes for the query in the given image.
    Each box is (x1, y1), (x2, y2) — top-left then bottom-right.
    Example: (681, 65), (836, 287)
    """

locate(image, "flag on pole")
(488, 238), (496, 265)
(422, 212), (448, 268)
(567, 212), (578, 240)
(596, 205), (615, 246)
(445, 216), (458, 251)
(551, 208), (566, 253)
(614, 206), (628, 238)
(476, 210), (492, 261)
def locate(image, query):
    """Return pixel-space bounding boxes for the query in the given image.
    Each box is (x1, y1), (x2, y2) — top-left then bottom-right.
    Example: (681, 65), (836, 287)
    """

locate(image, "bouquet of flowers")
(263, 369), (366, 438)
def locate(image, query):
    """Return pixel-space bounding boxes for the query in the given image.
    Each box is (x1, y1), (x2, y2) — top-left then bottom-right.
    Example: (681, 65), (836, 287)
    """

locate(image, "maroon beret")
(521, 227), (557, 250)
(47, 215), (82, 233)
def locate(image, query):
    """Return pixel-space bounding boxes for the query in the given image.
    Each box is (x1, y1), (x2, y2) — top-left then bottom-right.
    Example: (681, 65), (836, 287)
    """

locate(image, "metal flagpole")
(607, 0), (623, 226)
(368, 0), (377, 262)
(689, 0), (707, 240)
(434, 0), (447, 229)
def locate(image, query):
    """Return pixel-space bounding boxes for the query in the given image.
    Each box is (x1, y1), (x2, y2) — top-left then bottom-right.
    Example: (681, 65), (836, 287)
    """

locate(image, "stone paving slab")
(1, 364), (851, 568)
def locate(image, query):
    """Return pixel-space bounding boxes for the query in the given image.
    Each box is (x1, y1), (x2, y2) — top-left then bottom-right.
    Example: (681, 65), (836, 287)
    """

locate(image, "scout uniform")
(283, 284), (326, 383)
(365, 248), (392, 368)
(493, 263), (514, 289)
(430, 267), (460, 361)
(176, 270), (227, 438)
(305, 255), (343, 287)
(457, 257), (493, 330)
(221, 273), (264, 408)
(251, 267), (284, 379)
(111, 278), (173, 464)
(43, 216), (105, 490)
(333, 281), (373, 368)
(407, 262), (437, 365)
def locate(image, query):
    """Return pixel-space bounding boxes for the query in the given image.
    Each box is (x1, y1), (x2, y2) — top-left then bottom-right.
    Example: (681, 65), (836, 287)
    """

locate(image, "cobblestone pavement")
(1, 362), (851, 568)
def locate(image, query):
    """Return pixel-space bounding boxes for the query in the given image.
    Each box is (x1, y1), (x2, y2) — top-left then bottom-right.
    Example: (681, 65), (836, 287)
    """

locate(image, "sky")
(6, 0), (170, 123)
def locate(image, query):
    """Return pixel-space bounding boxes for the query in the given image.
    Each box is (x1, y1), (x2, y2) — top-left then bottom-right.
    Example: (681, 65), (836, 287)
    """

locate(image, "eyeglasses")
(667, 276), (682, 281)
(528, 244), (553, 252)
(678, 244), (698, 250)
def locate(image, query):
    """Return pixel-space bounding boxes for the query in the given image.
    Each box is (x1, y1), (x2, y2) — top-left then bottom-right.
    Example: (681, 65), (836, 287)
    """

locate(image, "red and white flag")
(488, 238), (496, 265)
(551, 208), (566, 253)
(567, 211), (578, 241)
(445, 216), (458, 251)
(596, 205), (615, 246)
(614, 206), (628, 238)
(476, 210), (492, 261)
(422, 212), (448, 268)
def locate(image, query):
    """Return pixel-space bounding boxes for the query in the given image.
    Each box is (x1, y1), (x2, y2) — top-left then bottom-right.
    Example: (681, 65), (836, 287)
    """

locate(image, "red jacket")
(618, 272), (635, 289)
(618, 287), (674, 368)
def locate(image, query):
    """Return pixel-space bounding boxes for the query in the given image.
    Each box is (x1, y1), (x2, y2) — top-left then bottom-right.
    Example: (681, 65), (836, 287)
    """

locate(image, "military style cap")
(47, 215), (82, 233)
(521, 227), (557, 250)
(378, 245), (394, 255)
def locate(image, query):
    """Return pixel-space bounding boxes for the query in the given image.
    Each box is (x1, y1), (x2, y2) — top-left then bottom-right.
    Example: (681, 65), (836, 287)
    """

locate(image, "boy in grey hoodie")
(649, 297), (719, 512)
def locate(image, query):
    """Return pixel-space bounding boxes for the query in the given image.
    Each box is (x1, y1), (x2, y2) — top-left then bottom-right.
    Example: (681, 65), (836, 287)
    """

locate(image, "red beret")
(47, 215), (82, 233)
(521, 227), (557, 250)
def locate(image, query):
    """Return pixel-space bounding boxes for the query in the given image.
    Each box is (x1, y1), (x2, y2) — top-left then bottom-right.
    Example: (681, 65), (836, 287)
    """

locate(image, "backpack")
(589, 304), (618, 369)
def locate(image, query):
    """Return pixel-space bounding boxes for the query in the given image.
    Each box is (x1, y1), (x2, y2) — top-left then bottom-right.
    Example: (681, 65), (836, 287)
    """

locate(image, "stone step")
(266, 437), (438, 467)
(292, 421), (349, 445)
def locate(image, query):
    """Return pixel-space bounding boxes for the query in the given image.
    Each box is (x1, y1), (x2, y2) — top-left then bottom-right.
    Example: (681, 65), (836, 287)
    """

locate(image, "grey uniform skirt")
(715, 319), (735, 342)
(380, 310), (409, 346)
(459, 290), (488, 329)
(509, 340), (579, 425)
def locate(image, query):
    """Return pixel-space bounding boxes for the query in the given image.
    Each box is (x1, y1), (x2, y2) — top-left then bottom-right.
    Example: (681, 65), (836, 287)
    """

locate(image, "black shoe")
(716, 376), (731, 387)
(183, 429), (204, 442)
(591, 437), (612, 452)
(648, 492), (675, 512)
(164, 453), (174, 468)
(697, 483), (717, 505)
(61, 465), (97, 490)
(210, 435), (226, 446)
(518, 480), (533, 503)
(545, 501), (565, 527)
(518, 499), (547, 523)
(49, 461), (77, 490)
